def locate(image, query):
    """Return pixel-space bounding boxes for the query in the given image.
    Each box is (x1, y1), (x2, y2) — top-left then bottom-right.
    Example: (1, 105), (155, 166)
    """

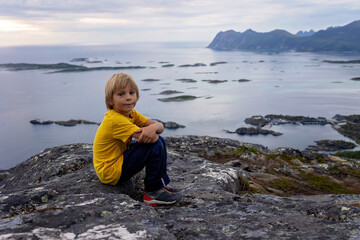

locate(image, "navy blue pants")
(118, 136), (170, 192)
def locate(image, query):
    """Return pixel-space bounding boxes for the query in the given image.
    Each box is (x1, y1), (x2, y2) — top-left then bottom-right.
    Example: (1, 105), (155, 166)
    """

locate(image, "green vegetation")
(233, 145), (260, 156)
(315, 156), (326, 163)
(328, 164), (360, 178)
(0, 173), (8, 181)
(344, 114), (360, 123)
(300, 173), (354, 194)
(214, 149), (222, 156)
(265, 114), (316, 122)
(297, 156), (312, 164)
(337, 123), (360, 144)
(279, 153), (293, 161)
(334, 150), (360, 160)
(238, 174), (259, 193)
(244, 116), (267, 127)
(269, 179), (299, 192)
(265, 153), (277, 161)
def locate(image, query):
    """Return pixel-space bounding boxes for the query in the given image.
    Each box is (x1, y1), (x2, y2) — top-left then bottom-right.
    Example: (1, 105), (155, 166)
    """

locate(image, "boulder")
(1, 137), (360, 239)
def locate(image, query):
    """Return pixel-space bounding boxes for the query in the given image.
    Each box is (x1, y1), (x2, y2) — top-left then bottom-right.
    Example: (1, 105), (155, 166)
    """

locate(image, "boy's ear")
(108, 99), (113, 107)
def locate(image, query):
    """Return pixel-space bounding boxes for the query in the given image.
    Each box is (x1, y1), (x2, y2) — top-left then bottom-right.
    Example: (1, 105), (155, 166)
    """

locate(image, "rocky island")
(158, 95), (198, 102)
(227, 127), (282, 136)
(178, 63), (206, 67)
(30, 119), (100, 127)
(307, 140), (357, 151)
(1, 135), (360, 239)
(245, 115), (329, 128)
(202, 79), (228, 84)
(175, 78), (197, 83)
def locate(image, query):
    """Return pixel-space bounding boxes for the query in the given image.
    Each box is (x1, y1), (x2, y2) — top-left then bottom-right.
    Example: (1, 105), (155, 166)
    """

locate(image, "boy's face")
(109, 84), (138, 117)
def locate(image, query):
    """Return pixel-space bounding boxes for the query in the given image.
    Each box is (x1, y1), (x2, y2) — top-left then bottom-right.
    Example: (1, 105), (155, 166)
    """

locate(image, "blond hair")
(105, 73), (140, 109)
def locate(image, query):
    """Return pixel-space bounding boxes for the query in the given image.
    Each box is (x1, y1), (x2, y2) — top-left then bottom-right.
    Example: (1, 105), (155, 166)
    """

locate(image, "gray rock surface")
(1, 136), (360, 239)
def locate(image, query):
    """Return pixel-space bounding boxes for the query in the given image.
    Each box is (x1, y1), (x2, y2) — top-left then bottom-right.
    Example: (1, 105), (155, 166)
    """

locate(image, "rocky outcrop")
(1, 136), (360, 239)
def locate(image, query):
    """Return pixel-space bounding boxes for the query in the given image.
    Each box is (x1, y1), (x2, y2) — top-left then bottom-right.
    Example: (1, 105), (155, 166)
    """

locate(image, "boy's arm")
(132, 119), (164, 143)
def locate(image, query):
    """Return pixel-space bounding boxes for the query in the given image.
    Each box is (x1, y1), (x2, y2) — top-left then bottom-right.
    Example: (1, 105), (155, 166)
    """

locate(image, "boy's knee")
(151, 137), (165, 152)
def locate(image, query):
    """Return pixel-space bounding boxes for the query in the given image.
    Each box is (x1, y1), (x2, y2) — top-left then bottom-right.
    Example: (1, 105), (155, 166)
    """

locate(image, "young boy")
(93, 72), (181, 206)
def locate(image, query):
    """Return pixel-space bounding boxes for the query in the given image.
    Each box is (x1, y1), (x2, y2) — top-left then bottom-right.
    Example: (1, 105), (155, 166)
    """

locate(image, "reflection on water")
(0, 43), (359, 169)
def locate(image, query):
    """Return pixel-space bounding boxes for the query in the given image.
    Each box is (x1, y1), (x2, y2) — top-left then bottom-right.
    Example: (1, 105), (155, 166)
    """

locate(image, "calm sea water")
(0, 42), (359, 169)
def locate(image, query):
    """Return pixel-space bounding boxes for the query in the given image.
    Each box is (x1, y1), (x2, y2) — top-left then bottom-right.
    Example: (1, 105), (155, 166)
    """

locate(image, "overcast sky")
(0, 0), (359, 47)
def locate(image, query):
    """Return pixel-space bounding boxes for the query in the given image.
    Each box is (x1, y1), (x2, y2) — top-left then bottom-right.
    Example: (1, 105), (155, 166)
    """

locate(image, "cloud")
(0, 0), (359, 46)
(0, 19), (40, 32)
(78, 17), (133, 25)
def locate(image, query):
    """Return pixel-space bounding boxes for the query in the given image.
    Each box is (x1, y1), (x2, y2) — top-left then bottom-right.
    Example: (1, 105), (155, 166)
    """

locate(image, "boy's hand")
(134, 126), (159, 143)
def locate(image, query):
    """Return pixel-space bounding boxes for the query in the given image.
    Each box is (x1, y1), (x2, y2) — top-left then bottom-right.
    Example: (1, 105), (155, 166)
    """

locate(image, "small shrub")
(238, 174), (258, 193)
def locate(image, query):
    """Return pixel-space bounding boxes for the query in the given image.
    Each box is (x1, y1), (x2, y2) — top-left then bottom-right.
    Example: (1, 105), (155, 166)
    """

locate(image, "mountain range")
(208, 20), (360, 52)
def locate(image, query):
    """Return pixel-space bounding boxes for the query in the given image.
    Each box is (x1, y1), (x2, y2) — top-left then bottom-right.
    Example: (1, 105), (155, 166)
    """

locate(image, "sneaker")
(165, 185), (180, 193)
(143, 188), (182, 207)
(145, 186), (179, 193)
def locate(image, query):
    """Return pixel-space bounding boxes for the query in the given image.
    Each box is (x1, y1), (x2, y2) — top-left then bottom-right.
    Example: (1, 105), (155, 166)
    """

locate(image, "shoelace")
(163, 187), (172, 194)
